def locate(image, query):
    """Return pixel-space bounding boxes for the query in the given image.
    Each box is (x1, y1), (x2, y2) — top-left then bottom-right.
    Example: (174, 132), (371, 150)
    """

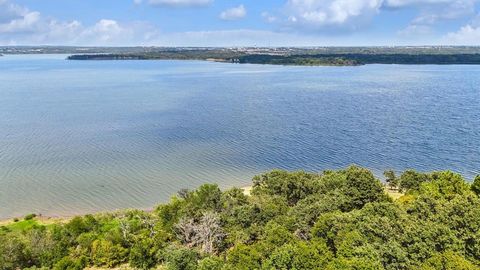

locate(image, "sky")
(0, 0), (479, 46)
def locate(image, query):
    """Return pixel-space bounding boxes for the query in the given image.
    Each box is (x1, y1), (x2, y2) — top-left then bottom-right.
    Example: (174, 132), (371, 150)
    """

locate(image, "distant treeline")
(1, 166), (480, 270)
(238, 53), (480, 65)
(67, 52), (480, 66)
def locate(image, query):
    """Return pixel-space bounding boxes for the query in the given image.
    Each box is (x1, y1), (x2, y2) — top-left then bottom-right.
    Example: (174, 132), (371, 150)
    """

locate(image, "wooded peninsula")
(63, 46), (480, 66)
(1, 166), (480, 270)
(3, 46), (480, 66)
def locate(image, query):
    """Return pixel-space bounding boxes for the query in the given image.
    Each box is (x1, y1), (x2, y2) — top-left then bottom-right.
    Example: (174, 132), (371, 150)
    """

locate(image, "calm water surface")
(0, 55), (479, 218)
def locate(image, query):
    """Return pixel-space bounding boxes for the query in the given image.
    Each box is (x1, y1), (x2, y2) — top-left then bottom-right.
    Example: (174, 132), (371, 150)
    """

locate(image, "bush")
(399, 170), (431, 192)
(129, 237), (159, 270)
(52, 256), (87, 270)
(341, 166), (389, 211)
(197, 256), (224, 270)
(24, 213), (37, 221)
(164, 245), (199, 270)
(472, 175), (480, 196)
(91, 239), (127, 267)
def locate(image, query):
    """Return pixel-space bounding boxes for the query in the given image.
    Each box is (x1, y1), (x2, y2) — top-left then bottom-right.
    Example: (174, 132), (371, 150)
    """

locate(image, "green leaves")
(2, 167), (480, 269)
(399, 170), (431, 193)
(341, 166), (390, 211)
(252, 170), (318, 205)
(471, 175), (480, 196)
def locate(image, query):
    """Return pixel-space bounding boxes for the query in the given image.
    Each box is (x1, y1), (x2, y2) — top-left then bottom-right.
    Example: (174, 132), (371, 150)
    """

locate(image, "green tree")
(420, 171), (471, 199)
(52, 256), (87, 270)
(26, 227), (57, 267)
(263, 240), (332, 270)
(384, 170), (399, 190)
(252, 170), (318, 205)
(472, 175), (480, 196)
(326, 256), (384, 270)
(129, 237), (158, 269)
(0, 235), (31, 270)
(399, 170), (430, 192)
(311, 211), (354, 253)
(225, 243), (263, 270)
(184, 184), (223, 217)
(164, 246), (199, 270)
(156, 197), (185, 232)
(90, 239), (127, 267)
(197, 256), (224, 270)
(419, 251), (479, 270)
(289, 192), (344, 236)
(342, 166), (388, 211)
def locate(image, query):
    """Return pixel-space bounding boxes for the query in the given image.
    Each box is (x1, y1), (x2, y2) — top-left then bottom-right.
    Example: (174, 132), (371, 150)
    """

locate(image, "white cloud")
(444, 25), (480, 44)
(443, 14), (480, 44)
(1, 0), (480, 46)
(384, 0), (460, 8)
(147, 0), (212, 7)
(0, 0), (371, 48)
(81, 20), (126, 43)
(0, 0), (161, 45)
(133, 0), (143, 4)
(397, 24), (433, 37)
(279, 0), (479, 35)
(414, 0), (475, 22)
(396, 0), (476, 39)
(0, 11), (40, 33)
(0, 0), (38, 31)
(284, 0), (384, 30)
(219, 5), (247, 21)
(0, 0), (26, 23)
(261, 12), (277, 23)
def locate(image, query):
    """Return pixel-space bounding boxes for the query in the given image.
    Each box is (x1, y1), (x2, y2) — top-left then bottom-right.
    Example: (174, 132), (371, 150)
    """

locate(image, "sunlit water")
(0, 54), (479, 218)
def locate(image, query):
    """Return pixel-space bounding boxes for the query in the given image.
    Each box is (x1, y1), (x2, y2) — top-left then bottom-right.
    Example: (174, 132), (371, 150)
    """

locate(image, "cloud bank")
(284, 0), (383, 30)
(0, 1), (159, 45)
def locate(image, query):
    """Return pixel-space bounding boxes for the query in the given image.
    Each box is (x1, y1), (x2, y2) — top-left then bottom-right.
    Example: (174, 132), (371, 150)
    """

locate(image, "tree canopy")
(1, 166), (479, 269)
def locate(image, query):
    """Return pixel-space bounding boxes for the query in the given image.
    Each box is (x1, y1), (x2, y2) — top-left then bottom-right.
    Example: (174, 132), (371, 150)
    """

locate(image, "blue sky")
(1, 0), (479, 46)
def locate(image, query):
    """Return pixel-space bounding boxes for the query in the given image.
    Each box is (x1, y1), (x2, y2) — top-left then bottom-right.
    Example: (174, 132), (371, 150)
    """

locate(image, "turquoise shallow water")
(0, 54), (479, 218)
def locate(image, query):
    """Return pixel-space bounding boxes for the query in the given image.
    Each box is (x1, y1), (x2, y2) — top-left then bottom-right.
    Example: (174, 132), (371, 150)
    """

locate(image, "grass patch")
(386, 189), (404, 200)
(5, 219), (41, 232)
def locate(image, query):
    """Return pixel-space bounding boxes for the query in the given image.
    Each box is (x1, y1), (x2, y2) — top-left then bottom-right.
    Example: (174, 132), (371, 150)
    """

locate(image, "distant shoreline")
(4, 45), (480, 66)
(66, 51), (480, 66)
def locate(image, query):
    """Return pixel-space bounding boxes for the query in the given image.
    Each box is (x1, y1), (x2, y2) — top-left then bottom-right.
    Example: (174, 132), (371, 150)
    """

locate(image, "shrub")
(164, 245), (199, 270)
(24, 213), (37, 221)
(90, 239), (127, 267)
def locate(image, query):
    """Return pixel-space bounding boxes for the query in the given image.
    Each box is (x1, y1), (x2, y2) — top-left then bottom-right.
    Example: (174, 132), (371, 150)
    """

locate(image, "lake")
(0, 54), (479, 219)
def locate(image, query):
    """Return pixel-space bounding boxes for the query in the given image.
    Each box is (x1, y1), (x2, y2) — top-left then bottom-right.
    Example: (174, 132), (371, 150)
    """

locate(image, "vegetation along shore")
(67, 52), (480, 66)
(1, 166), (480, 270)
(5, 46), (480, 66)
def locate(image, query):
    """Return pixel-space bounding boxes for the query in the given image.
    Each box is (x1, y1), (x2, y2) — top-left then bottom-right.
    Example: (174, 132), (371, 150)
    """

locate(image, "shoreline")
(0, 185), (404, 226)
(0, 186), (255, 225)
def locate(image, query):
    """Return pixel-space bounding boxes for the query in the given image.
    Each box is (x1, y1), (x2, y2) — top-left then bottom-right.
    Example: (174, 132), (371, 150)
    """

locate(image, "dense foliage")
(1, 166), (479, 269)
(67, 51), (480, 66)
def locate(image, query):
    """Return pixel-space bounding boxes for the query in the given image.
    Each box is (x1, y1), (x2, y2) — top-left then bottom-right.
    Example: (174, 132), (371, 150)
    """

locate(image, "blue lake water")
(0, 54), (479, 218)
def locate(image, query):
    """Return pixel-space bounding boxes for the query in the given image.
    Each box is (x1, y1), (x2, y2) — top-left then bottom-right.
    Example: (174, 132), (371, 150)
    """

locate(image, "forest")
(64, 46), (480, 66)
(1, 166), (480, 270)
(66, 52), (480, 66)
